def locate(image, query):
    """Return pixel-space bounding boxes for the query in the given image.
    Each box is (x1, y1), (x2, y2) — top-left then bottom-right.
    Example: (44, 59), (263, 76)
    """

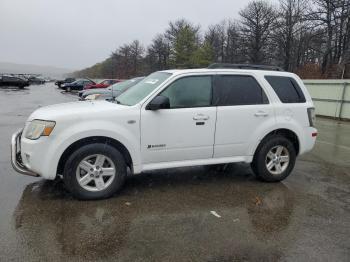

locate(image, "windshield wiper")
(114, 98), (122, 105)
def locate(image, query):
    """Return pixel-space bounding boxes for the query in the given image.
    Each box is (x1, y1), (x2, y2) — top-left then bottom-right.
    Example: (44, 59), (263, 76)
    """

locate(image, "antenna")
(111, 80), (114, 101)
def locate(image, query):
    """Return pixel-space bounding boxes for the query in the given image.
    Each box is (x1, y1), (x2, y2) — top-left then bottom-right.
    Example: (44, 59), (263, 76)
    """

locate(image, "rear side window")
(213, 75), (269, 106)
(265, 76), (306, 103)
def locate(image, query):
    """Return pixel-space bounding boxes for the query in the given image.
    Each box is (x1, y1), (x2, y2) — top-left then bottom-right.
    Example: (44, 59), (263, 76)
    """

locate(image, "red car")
(84, 79), (123, 90)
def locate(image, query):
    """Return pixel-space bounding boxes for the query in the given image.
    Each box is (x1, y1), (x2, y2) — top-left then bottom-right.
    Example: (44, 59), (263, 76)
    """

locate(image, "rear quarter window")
(265, 76), (306, 103)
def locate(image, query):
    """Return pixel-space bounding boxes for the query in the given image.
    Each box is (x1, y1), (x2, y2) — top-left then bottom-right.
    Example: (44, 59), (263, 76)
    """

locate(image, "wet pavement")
(0, 84), (349, 261)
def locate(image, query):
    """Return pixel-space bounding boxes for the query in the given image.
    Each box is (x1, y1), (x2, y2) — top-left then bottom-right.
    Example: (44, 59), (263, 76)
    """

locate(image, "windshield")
(116, 72), (172, 106)
(109, 78), (142, 92)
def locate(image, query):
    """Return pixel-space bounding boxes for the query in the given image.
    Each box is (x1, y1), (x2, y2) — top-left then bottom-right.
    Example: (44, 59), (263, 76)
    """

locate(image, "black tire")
(63, 143), (127, 200)
(251, 135), (296, 182)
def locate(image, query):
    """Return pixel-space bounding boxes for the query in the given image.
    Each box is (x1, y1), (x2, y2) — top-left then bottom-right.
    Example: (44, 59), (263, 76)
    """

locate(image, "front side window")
(160, 76), (212, 108)
(117, 72), (172, 106)
(213, 75), (269, 106)
(265, 76), (306, 103)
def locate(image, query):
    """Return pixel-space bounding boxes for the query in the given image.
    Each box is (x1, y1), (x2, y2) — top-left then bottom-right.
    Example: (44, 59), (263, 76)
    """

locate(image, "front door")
(141, 75), (216, 164)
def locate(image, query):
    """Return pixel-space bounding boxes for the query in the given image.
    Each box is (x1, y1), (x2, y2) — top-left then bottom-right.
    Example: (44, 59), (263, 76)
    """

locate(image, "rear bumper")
(11, 129), (39, 177)
(299, 126), (317, 155)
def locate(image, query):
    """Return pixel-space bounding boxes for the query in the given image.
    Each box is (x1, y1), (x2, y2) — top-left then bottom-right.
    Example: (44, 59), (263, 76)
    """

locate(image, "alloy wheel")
(76, 154), (116, 192)
(265, 145), (290, 175)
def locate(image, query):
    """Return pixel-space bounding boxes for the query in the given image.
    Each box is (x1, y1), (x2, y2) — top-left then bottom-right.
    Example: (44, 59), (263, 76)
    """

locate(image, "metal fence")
(303, 79), (350, 120)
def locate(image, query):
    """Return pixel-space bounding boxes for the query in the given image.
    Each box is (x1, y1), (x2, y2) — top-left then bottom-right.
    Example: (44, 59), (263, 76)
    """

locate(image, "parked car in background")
(84, 79), (123, 90)
(62, 79), (95, 92)
(11, 64), (317, 200)
(28, 76), (45, 85)
(80, 77), (145, 100)
(55, 78), (76, 88)
(0, 75), (30, 89)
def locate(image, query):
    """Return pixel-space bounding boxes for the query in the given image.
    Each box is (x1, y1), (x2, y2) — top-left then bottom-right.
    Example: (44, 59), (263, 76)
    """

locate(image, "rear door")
(213, 74), (275, 157)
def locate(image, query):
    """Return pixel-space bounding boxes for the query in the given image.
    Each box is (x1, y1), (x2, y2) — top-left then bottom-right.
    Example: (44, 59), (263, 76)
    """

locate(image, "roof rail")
(207, 63), (284, 72)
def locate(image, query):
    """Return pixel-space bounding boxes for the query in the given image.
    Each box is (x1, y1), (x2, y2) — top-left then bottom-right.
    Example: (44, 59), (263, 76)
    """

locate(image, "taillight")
(307, 108), (316, 127)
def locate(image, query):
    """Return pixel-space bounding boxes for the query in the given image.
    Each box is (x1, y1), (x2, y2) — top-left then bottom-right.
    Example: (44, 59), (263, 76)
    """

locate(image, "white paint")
(210, 211), (221, 218)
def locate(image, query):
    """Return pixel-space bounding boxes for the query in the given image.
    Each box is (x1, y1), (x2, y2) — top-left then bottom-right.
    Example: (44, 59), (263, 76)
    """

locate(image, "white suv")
(11, 64), (317, 199)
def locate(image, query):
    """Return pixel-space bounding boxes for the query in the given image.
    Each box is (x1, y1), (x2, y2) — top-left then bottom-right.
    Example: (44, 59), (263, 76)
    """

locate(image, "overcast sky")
(0, 0), (276, 70)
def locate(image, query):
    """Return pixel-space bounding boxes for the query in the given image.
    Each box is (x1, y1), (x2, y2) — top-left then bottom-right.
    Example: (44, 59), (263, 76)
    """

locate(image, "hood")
(27, 100), (126, 122)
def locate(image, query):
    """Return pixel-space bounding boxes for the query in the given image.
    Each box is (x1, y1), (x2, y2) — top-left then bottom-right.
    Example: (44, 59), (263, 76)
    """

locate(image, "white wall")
(303, 80), (350, 119)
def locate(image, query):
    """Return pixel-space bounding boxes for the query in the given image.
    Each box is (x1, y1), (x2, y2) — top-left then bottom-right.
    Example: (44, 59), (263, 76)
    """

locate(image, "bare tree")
(129, 40), (145, 75)
(205, 21), (226, 62)
(225, 21), (243, 63)
(146, 34), (170, 71)
(205, 20), (243, 63)
(273, 0), (309, 70)
(308, 0), (350, 72)
(73, 0), (350, 79)
(239, 0), (277, 64)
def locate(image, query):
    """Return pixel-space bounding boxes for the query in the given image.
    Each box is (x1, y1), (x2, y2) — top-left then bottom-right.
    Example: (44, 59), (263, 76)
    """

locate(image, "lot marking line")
(210, 211), (221, 218)
(316, 140), (350, 151)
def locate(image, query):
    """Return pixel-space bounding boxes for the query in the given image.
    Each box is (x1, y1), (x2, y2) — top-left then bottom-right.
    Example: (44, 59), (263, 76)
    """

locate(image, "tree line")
(73, 0), (350, 79)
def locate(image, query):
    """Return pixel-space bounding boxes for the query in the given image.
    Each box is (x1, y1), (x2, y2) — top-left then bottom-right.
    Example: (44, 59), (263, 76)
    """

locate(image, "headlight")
(85, 94), (101, 100)
(24, 120), (56, 140)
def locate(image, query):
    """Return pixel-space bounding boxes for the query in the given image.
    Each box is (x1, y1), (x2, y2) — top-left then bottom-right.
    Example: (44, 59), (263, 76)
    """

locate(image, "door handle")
(193, 114), (209, 121)
(254, 111), (269, 117)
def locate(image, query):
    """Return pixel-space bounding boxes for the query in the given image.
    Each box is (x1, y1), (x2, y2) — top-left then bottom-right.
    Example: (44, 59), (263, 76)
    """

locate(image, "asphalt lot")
(0, 83), (349, 261)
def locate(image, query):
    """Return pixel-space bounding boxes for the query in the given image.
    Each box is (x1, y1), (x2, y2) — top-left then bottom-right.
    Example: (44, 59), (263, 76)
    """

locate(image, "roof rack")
(207, 63), (284, 72)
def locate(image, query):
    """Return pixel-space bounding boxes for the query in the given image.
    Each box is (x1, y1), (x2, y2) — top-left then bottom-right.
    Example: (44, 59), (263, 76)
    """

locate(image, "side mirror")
(146, 95), (170, 110)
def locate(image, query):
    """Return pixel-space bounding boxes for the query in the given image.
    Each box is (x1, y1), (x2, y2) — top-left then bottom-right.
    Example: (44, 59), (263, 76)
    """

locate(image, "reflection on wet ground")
(0, 86), (30, 95)
(0, 84), (349, 261)
(13, 165), (295, 261)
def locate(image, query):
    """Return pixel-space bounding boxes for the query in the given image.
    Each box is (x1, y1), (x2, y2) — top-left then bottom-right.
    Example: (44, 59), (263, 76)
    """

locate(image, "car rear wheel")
(63, 143), (127, 200)
(251, 135), (296, 182)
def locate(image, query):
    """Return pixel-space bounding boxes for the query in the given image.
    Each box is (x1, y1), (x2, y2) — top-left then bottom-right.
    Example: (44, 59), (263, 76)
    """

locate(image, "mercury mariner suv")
(11, 64), (317, 200)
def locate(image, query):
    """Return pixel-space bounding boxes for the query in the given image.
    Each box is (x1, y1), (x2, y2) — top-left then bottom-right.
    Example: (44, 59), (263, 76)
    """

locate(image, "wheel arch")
(254, 128), (300, 157)
(57, 136), (133, 176)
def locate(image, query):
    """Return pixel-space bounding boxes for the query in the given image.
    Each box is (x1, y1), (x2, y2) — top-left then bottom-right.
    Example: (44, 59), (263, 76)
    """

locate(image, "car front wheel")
(63, 143), (127, 200)
(251, 135), (296, 182)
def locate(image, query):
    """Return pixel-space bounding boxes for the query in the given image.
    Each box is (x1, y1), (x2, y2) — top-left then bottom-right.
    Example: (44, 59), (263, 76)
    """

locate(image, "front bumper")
(11, 129), (39, 177)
